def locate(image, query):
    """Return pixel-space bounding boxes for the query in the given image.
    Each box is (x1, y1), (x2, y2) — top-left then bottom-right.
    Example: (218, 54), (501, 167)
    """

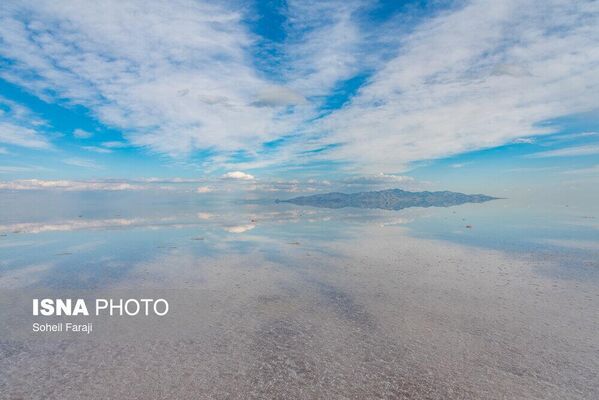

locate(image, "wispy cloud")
(319, 0), (599, 171)
(63, 157), (102, 169)
(101, 141), (128, 149)
(342, 173), (415, 186)
(528, 144), (599, 158)
(82, 146), (112, 154)
(0, 174), (426, 195)
(505, 166), (561, 173)
(0, 0), (597, 175)
(450, 163), (468, 169)
(0, 165), (40, 173)
(548, 131), (599, 142)
(512, 138), (535, 144)
(281, 0), (365, 97)
(253, 86), (307, 107)
(0, 122), (50, 149)
(0, 179), (148, 191)
(562, 164), (599, 175)
(0, 96), (51, 149)
(0, 0), (306, 158)
(73, 129), (92, 139)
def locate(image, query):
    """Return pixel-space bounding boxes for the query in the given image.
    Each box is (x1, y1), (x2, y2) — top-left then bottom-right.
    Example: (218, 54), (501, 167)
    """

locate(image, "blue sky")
(0, 0), (598, 196)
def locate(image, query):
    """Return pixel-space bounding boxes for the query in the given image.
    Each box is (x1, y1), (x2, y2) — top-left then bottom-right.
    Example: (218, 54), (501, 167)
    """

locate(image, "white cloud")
(0, 165), (48, 173)
(562, 165), (599, 175)
(140, 177), (205, 183)
(101, 141), (128, 149)
(0, 178), (211, 191)
(529, 144), (599, 158)
(0, 96), (50, 149)
(63, 157), (102, 169)
(195, 186), (213, 193)
(0, 166), (29, 173)
(512, 138), (535, 144)
(505, 166), (560, 173)
(281, 0), (365, 97)
(318, 0), (599, 171)
(253, 86), (306, 107)
(73, 129), (92, 139)
(0, 122), (50, 149)
(82, 146), (112, 154)
(0, 174), (430, 195)
(0, 0), (597, 173)
(0, 179), (146, 191)
(222, 171), (255, 180)
(342, 173), (416, 186)
(549, 131), (599, 141)
(0, 0), (307, 157)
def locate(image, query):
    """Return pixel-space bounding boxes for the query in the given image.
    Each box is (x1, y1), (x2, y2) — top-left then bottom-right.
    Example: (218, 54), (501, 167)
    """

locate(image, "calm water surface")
(0, 192), (598, 399)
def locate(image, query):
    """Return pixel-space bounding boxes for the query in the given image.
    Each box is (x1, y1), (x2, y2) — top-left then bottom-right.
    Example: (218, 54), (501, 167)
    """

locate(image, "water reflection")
(0, 192), (598, 398)
(1, 193), (598, 289)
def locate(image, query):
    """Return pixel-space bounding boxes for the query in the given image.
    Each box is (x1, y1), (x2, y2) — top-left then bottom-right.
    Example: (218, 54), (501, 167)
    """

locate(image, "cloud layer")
(1, 0), (597, 173)
(0, 96), (51, 149)
(320, 0), (599, 171)
(0, 0), (309, 156)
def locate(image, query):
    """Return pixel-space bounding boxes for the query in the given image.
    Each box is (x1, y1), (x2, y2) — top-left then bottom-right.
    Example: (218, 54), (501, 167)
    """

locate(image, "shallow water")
(0, 192), (598, 399)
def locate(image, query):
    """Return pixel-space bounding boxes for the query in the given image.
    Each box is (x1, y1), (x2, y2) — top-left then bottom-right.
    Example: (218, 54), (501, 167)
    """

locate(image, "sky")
(0, 0), (598, 199)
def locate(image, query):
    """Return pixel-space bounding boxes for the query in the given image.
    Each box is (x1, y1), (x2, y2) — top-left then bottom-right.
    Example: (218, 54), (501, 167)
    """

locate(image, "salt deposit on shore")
(1, 223), (597, 399)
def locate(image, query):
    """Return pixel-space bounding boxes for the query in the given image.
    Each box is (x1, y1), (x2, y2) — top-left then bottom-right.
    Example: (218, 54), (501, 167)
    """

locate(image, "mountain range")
(277, 189), (497, 211)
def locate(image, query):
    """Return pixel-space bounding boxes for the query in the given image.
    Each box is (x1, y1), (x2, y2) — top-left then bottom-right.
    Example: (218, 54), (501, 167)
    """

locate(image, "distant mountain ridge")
(277, 189), (497, 210)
